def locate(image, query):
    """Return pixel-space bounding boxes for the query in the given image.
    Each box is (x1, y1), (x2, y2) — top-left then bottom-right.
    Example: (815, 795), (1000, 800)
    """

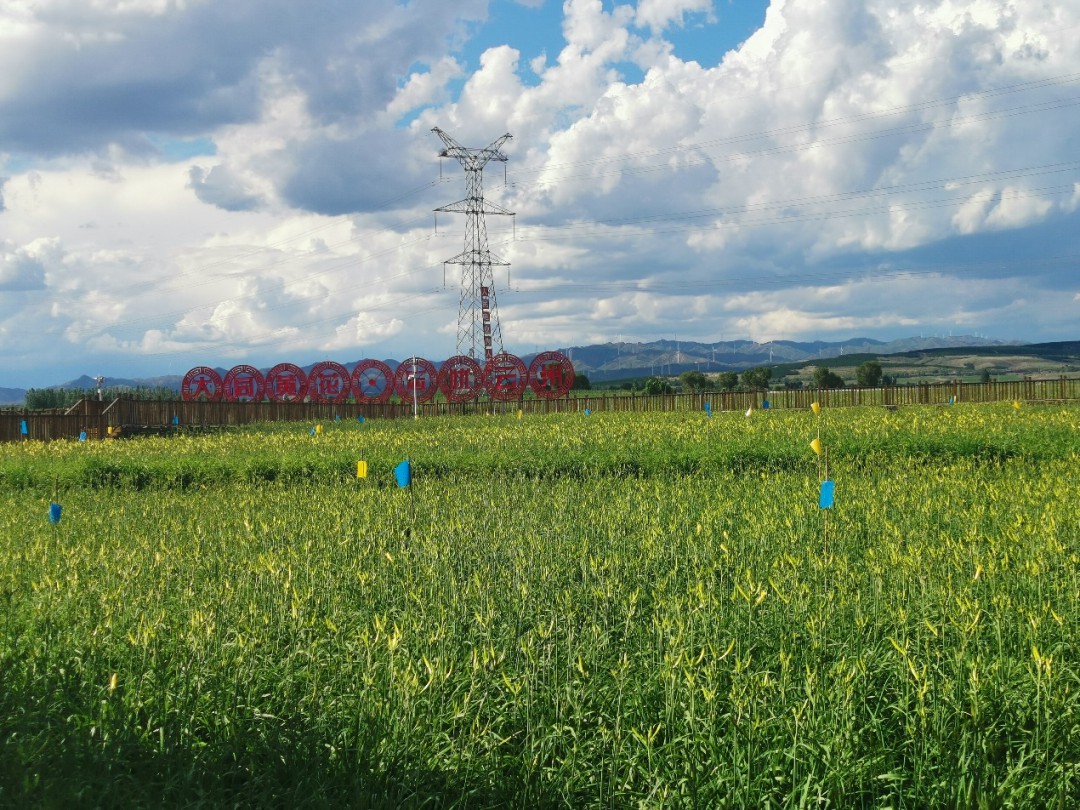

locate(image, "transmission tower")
(432, 127), (514, 361)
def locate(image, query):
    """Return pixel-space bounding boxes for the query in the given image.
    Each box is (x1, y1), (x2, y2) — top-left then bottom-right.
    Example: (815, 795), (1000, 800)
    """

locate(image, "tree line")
(21, 386), (178, 410)
(633, 361), (889, 395)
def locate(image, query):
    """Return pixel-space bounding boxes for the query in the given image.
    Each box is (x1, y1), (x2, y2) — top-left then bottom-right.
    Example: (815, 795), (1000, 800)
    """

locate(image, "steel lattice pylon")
(432, 127), (514, 361)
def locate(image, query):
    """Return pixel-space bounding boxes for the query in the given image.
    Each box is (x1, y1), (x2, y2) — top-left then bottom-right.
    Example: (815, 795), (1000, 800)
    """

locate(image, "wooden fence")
(2, 377), (1078, 443)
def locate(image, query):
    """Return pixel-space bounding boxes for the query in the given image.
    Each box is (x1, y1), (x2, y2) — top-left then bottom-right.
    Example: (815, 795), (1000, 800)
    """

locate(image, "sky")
(2, 0), (1079, 388)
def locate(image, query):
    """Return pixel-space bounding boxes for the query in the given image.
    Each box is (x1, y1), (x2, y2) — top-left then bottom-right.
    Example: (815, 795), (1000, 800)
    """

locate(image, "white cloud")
(0, 238), (52, 291)
(984, 186), (1053, 230)
(325, 314), (406, 352)
(635, 0), (715, 33)
(2, 0), (1080, 386)
(187, 164), (263, 211)
(383, 57), (463, 124)
(952, 188), (996, 234)
(563, 0), (635, 54)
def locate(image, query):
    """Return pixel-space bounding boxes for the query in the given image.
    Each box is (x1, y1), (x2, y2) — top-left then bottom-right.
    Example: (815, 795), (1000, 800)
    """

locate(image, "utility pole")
(432, 127), (514, 361)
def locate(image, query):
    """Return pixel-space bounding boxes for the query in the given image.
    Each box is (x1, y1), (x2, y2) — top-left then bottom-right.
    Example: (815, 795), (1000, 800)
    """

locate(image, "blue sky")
(1, 0), (1078, 387)
(458, 1), (769, 86)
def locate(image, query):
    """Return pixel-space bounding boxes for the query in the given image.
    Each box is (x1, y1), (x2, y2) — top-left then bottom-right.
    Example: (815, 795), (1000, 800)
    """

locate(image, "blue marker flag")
(172, 415), (179, 425)
(49, 502), (62, 525)
(357, 415), (365, 424)
(394, 460), (411, 488)
(335, 415), (341, 422)
(762, 399), (770, 410)
(819, 480), (835, 509)
(584, 408), (591, 417)
(704, 402), (712, 417)
(79, 431), (87, 442)
(20, 420), (28, 436)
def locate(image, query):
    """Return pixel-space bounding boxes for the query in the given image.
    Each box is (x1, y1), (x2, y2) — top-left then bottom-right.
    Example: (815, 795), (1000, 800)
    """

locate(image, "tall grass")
(1, 404), (1078, 806)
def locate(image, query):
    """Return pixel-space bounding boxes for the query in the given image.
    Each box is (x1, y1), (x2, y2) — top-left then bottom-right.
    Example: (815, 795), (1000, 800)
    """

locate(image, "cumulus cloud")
(0, 243), (47, 291)
(2, 0), (1080, 385)
(279, 128), (436, 216)
(0, 1), (489, 156)
(635, 0), (715, 33)
(188, 164), (263, 212)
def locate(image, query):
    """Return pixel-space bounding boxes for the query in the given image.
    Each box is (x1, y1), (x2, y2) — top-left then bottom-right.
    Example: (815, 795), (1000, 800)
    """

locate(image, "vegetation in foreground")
(1, 404), (1078, 807)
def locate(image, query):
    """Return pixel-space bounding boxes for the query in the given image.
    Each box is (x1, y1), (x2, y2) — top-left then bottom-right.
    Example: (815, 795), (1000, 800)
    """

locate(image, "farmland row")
(1, 404), (1076, 492)
(0, 404), (1077, 805)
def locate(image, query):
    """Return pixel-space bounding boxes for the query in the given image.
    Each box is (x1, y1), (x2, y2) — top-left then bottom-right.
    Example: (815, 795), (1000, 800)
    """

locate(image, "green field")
(1, 405), (1078, 807)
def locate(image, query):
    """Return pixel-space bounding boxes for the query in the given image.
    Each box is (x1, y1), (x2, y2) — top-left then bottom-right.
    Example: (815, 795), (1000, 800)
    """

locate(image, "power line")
(511, 182), (1079, 243)
(513, 161), (1080, 237)
(505, 254), (1080, 297)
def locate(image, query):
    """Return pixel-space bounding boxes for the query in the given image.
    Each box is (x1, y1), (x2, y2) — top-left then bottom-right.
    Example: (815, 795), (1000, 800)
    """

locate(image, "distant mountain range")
(549, 335), (1030, 381)
(0, 335), (1062, 405)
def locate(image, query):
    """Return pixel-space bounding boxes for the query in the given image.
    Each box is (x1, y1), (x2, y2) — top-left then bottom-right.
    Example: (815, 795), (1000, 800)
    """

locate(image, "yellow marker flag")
(517, 409), (523, 420)
(811, 401), (821, 415)
(357, 460), (368, 479)
(1013, 401), (1021, 410)
(315, 424), (323, 435)
(810, 438), (822, 456)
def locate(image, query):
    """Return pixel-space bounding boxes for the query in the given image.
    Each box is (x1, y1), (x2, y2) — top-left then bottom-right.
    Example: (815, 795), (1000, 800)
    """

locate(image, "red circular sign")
(181, 366), (223, 402)
(188, 351), (572, 405)
(483, 353), (528, 400)
(222, 365), (266, 403)
(438, 355), (484, 403)
(351, 359), (394, 403)
(265, 362), (308, 402)
(307, 361), (351, 404)
(528, 351), (575, 399)
(393, 357), (438, 403)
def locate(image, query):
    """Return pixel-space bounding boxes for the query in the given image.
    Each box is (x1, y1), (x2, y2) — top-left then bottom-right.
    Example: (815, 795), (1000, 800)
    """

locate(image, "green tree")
(855, 361), (883, 387)
(572, 373), (591, 390)
(741, 366), (772, 391)
(813, 366), (845, 389)
(716, 371), (739, 391)
(643, 377), (673, 395)
(679, 370), (710, 393)
(24, 388), (59, 409)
